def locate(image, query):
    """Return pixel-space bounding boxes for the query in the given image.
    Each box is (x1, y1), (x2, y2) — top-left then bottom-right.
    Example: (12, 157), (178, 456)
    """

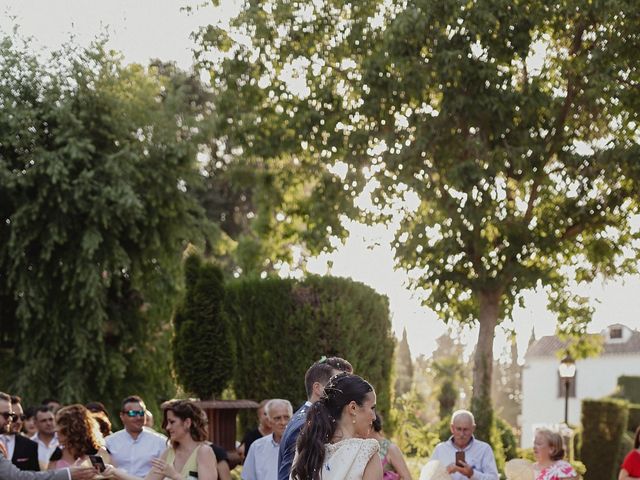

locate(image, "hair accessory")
(318, 355), (327, 363)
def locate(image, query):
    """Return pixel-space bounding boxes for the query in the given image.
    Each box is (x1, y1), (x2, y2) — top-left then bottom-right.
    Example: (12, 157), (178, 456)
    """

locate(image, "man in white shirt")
(105, 396), (167, 477)
(430, 410), (499, 480)
(30, 407), (58, 471)
(242, 399), (292, 480)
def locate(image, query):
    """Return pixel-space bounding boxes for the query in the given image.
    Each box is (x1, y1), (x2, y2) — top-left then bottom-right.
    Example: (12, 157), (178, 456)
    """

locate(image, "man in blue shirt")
(276, 357), (353, 480)
(430, 410), (499, 480)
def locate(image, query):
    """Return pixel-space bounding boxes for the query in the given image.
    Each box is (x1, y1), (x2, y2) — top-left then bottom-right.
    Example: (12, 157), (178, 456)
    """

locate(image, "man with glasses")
(5, 397), (39, 471)
(105, 395), (167, 477)
(30, 407), (57, 471)
(0, 392), (96, 480)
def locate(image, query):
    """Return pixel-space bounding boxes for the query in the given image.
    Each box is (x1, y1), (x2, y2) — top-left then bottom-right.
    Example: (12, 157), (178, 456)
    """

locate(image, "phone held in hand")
(455, 450), (465, 467)
(89, 455), (106, 472)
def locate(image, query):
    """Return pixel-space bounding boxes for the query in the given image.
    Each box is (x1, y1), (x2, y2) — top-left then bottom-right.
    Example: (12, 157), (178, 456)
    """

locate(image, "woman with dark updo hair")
(291, 373), (382, 480)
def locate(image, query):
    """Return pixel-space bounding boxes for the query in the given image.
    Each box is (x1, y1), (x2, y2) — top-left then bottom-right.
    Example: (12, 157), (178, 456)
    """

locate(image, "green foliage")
(225, 275), (394, 429)
(495, 417), (518, 461)
(173, 254), (234, 399)
(471, 395), (505, 471)
(627, 404), (640, 433)
(197, 0), (640, 407)
(392, 391), (440, 458)
(394, 328), (414, 398)
(0, 34), (206, 407)
(580, 398), (629, 480)
(617, 376), (640, 404)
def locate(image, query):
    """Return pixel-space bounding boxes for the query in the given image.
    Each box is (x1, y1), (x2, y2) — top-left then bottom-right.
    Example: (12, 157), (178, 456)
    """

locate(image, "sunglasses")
(123, 410), (145, 417)
(0, 412), (17, 421)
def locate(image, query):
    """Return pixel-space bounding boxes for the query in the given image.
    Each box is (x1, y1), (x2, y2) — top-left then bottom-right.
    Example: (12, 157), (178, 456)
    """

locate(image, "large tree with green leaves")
(197, 0), (640, 427)
(0, 35), (209, 406)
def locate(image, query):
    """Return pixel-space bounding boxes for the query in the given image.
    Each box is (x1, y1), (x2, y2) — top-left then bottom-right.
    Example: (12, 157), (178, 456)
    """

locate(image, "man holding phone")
(429, 410), (499, 480)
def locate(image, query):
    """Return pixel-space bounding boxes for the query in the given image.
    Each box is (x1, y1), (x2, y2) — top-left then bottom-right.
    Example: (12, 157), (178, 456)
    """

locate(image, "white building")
(520, 323), (640, 447)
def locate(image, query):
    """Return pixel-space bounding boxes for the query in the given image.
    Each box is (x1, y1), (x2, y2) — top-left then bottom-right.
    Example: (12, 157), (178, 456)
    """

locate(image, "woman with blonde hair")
(532, 429), (577, 480)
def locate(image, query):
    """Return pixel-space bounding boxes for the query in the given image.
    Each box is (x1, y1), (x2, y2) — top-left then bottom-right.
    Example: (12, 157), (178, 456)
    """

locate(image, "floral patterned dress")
(535, 460), (577, 480)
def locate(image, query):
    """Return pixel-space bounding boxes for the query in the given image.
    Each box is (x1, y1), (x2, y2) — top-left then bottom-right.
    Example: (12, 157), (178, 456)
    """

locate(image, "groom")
(277, 356), (353, 480)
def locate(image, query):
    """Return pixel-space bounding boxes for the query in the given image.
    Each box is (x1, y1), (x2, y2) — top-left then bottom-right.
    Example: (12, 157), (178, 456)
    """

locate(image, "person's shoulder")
(250, 434), (272, 451)
(142, 428), (168, 442)
(15, 434), (38, 447)
(106, 429), (126, 442)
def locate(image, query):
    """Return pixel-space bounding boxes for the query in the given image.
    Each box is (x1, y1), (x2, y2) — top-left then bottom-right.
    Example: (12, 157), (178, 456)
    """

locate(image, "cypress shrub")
(618, 376), (640, 403)
(580, 398), (628, 480)
(172, 254), (234, 399)
(225, 275), (394, 427)
(628, 404), (640, 433)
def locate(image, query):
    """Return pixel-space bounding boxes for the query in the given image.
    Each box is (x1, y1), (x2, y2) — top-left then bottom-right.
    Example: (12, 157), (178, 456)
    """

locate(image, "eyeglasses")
(123, 410), (145, 417)
(0, 412), (17, 421)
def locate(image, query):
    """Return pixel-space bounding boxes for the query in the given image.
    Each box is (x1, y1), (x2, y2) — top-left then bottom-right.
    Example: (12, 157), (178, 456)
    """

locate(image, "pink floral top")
(535, 460), (577, 480)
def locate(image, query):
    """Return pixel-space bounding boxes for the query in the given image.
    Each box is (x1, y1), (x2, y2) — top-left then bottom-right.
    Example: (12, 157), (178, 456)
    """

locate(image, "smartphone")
(89, 455), (106, 472)
(455, 451), (465, 467)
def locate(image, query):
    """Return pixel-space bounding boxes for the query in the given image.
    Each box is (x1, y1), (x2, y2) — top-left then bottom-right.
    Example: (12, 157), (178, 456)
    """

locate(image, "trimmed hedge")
(580, 398), (628, 480)
(225, 275), (394, 427)
(628, 404), (640, 433)
(618, 376), (640, 404)
(172, 255), (234, 399)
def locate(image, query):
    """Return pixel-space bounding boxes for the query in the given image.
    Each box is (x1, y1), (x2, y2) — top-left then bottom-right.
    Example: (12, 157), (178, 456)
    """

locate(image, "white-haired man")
(429, 409), (498, 480)
(242, 399), (292, 480)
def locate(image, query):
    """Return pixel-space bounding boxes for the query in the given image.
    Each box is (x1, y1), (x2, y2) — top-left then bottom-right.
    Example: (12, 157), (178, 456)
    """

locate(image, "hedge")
(628, 404), (640, 433)
(225, 275), (395, 429)
(580, 398), (628, 480)
(618, 376), (640, 404)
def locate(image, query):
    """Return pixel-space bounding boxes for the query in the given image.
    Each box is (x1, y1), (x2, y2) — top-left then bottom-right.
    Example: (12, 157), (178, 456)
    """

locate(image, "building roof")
(526, 324), (640, 358)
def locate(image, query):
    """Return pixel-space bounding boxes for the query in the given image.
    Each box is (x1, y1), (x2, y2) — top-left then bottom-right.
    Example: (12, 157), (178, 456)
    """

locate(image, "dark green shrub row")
(580, 398), (628, 480)
(618, 376), (640, 404)
(225, 275), (394, 428)
(628, 404), (640, 433)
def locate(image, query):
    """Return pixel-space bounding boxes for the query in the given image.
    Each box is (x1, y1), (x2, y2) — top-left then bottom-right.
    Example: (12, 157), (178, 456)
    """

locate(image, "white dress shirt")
(30, 433), (59, 470)
(105, 428), (167, 477)
(0, 435), (15, 460)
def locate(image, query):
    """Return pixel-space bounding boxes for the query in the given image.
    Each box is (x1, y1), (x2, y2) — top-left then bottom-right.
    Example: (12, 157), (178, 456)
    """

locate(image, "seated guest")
(430, 410), (498, 480)
(242, 399), (292, 480)
(48, 405), (110, 470)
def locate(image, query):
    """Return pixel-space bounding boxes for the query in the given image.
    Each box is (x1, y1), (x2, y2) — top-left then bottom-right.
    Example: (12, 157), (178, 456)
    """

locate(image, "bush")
(225, 275), (394, 430)
(496, 417), (518, 461)
(628, 404), (640, 433)
(172, 254), (234, 399)
(580, 398), (628, 480)
(618, 376), (640, 403)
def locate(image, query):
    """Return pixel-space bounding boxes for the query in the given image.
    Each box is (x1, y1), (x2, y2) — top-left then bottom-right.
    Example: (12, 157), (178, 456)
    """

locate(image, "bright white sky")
(2, 0), (639, 363)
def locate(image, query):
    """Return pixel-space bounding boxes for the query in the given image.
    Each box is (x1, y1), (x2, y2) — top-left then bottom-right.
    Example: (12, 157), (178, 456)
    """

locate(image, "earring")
(352, 419), (356, 424)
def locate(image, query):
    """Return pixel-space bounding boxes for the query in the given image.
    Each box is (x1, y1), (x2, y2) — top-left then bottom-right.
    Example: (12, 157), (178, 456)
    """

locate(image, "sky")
(2, 0), (639, 362)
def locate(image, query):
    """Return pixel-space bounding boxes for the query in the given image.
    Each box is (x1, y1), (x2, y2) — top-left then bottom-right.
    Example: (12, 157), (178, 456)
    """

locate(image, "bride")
(290, 373), (382, 480)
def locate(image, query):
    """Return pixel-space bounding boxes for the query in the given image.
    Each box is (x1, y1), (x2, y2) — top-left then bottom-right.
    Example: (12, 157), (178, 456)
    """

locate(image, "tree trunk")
(472, 289), (501, 403)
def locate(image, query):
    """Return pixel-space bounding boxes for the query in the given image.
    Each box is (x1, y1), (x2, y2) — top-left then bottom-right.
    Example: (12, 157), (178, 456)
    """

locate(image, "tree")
(173, 254), (234, 399)
(198, 0), (640, 437)
(394, 328), (414, 397)
(492, 335), (522, 428)
(0, 34), (207, 405)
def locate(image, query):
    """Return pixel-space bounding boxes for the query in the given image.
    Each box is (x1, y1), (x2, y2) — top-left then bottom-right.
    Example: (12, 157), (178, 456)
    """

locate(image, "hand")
(151, 458), (179, 480)
(457, 460), (473, 478)
(445, 463), (458, 474)
(101, 465), (117, 478)
(69, 466), (99, 480)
